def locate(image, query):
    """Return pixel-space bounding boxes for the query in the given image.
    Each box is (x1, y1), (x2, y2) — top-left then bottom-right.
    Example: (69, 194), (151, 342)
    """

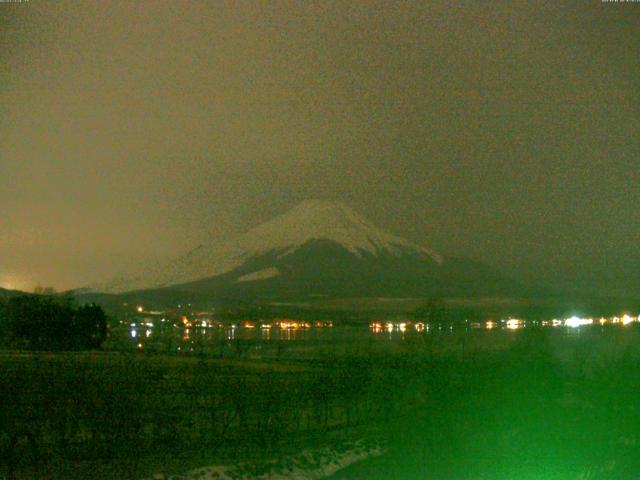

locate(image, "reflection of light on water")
(226, 326), (236, 340)
(370, 322), (383, 334)
(261, 327), (271, 339)
(386, 322), (394, 333)
(415, 323), (425, 332)
(399, 323), (407, 333)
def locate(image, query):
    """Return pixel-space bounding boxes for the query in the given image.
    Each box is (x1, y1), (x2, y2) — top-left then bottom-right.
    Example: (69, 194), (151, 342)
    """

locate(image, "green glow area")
(331, 327), (640, 479)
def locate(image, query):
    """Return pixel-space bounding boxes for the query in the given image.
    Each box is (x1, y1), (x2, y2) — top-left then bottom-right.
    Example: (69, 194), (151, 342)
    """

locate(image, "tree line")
(0, 294), (108, 350)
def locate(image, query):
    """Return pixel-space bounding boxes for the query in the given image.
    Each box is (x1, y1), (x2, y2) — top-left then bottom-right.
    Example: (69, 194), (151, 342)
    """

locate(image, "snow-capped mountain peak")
(245, 199), (440, 260)
(92, 200), (441, 293)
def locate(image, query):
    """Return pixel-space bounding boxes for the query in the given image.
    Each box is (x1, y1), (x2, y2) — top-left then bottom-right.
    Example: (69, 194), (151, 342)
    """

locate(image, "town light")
(564, 316), (592, 328)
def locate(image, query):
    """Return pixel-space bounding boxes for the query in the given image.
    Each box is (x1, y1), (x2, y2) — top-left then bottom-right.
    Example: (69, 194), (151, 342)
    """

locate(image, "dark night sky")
(1, 1), (638, 295)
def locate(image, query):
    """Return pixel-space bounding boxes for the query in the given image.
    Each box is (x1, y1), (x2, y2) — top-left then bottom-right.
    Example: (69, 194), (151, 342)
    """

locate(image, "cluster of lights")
(501, 314), (640, 329)
(563, 316), (593, 328)
(260, 320), (332, 329)
(368, 314), (640, 334)
(604, 314), (638, 326)
(505, 318), (524, 330)
(275, 320), (312, 329)
(370, 321), (427, 333)
(130, 303), (640, 341)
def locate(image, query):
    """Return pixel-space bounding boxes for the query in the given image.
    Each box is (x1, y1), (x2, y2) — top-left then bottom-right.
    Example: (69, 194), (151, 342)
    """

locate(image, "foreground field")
(2, 325), (640, 479)
(0, 347), (431, 479)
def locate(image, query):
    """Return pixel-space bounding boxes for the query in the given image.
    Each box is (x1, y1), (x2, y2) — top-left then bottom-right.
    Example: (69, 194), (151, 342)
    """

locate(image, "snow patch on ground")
(143, 439), (383, 480)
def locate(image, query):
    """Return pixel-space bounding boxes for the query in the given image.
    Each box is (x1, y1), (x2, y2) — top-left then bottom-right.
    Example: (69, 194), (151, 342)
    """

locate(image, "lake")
(105, 315), (640, 366)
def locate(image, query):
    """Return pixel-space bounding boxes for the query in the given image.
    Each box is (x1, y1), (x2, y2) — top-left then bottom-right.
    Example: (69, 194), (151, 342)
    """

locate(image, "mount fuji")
(91, 200), (527, 302)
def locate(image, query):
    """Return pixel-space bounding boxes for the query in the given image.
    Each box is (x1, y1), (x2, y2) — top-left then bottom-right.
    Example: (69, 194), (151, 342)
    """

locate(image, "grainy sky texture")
(1, 0), (638, 294)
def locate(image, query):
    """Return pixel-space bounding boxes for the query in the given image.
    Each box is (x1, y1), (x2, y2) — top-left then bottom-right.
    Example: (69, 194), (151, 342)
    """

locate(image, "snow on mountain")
(93, 200), (441, 294)
(235, 267), (280, 283)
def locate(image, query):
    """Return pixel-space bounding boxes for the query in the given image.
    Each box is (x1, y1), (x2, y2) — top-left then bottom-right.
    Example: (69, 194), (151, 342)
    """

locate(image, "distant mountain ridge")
(90, 200), (531, 302)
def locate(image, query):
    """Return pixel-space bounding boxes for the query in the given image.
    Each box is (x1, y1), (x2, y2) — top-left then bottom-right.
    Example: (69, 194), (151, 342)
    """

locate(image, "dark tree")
(1, 295), (108, 350)
(72, 303), (108, 349)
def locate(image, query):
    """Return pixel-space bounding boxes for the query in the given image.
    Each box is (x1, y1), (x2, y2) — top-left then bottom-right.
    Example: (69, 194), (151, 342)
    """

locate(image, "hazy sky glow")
(1, 1), (638, 294)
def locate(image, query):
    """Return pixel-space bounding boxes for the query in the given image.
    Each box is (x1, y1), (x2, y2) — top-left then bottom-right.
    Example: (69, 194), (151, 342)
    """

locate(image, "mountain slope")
(92, 200), (527, 302)
(94, 200), (442, 294)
